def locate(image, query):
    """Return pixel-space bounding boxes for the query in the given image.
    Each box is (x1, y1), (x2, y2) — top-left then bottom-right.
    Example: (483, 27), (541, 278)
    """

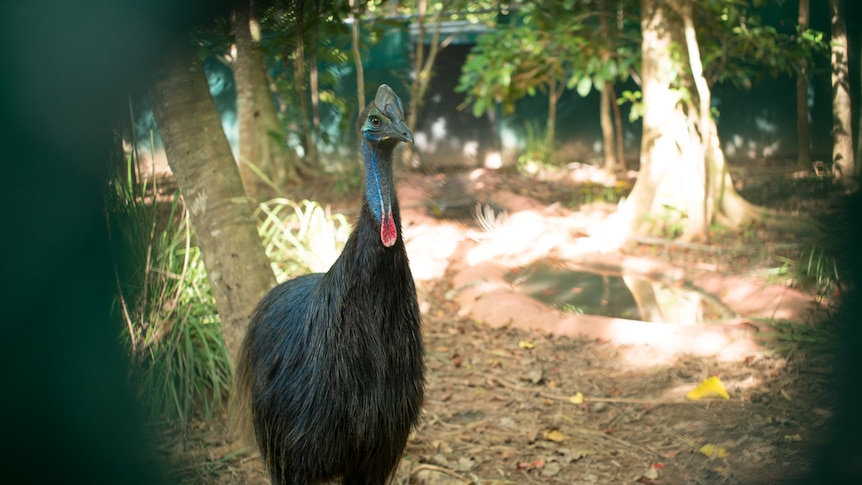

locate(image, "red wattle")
(380, 212), (397, 247)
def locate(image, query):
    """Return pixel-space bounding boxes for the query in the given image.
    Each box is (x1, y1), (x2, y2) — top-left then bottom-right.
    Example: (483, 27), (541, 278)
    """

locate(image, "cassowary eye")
(369, 115), (381, 127)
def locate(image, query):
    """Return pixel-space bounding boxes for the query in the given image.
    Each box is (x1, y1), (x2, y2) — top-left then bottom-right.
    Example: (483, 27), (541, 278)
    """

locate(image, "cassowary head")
(358, 85), (413, 248)
(361, 84), (414, 147)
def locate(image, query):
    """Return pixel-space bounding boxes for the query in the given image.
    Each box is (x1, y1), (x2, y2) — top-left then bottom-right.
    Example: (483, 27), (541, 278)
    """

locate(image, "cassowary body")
(233, 85), (424, 485)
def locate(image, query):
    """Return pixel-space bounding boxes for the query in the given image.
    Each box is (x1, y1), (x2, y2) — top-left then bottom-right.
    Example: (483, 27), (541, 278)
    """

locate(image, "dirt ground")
(165, 166), (840, 485)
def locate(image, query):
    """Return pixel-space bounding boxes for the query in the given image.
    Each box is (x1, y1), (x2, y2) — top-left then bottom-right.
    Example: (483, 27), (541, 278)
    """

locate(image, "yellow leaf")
(698, 443), (729, 458)
(544, 430), (567, 442)
(784, 434), (802, 442)
(569, 392), (584, 404)
(686, 376), (730, 400)
(518, 340), (535, 349)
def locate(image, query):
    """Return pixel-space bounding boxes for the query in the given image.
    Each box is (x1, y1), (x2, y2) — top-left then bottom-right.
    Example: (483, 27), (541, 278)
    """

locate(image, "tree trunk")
(601, 0), (695, 240)
(404, 0), (453, 168)
(600, 85), (616, 174)
(309, 35), (321, 130)
(830, 0), (856, 181)
(598, 1), (617, 175)
(149, 41), (277, 365)
(547, 78), (563, 165)
(288, 10), (319, 172)
(609, 83), (627, 171)
(597, 0), (820, 244)
(233, 1), (304, 197)
(349, 0), (365, 111)
(796, 0), (811, 171)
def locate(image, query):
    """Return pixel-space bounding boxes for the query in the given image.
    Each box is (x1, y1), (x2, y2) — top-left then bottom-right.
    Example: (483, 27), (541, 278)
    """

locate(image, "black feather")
(233, 85), (424, 485)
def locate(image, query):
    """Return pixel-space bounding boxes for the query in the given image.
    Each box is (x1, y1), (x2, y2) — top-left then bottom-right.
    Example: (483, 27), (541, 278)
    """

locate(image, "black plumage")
(233, 84), (425, 485)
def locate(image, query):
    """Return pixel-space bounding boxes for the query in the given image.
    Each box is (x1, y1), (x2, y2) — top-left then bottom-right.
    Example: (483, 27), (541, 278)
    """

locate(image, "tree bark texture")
(233, 1), (299, 197)
(149, 42), (277, 365)
(830, 0), (855, 180)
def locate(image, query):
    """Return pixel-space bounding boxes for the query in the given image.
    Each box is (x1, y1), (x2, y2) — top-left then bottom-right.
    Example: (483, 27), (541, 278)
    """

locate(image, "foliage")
(256, 198), (352, 282)
(258, 1), (354, 160)
(457, 0), (826, 122)
(517, 119), (554, 170)
(571, 180), (631, 206)
(332, 159), (363, 196)
(106, 145), (230, 427)
(695, 0), (827, 89)
(646, 204), (687, 239)
(456, 0), (640, 117)
(775, 246), (841, 303)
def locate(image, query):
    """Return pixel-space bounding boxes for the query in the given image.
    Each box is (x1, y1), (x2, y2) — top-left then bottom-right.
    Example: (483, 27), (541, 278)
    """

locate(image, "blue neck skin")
(361, 136), (395, 227)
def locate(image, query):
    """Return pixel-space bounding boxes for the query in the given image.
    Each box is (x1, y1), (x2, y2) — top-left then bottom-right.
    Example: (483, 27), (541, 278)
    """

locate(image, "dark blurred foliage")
(804, 182), (862, 483)
(0, 1), (231, 483)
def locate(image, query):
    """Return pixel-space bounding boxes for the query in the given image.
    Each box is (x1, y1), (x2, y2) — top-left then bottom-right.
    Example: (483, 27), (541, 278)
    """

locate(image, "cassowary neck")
(361, 139), (398, 246)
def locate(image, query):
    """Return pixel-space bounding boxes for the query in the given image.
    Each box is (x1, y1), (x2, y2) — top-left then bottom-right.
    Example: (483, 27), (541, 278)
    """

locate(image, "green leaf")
(594, 76), (605, 93)
(473, 98), (486, 118)
(576, 77), (592, 97)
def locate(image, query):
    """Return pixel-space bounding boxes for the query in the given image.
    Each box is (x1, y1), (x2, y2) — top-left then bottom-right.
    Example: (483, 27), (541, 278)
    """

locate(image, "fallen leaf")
(455, 456), (476, 472)
(698, 443), (729, 458)
(516, 458), (545, 471)
(569, 392), (584, 404)
(518, 340), (535, 349)
(780, 389), (793, 401)
(637, 463), (663, 484)
(525, 368), (544, 384)
(541, 461), (561, 477)
(784, 434), (802, 442)
(544, 430), (568, 443)
(686, 376), (731, 400)
(559, 448), (591, 462)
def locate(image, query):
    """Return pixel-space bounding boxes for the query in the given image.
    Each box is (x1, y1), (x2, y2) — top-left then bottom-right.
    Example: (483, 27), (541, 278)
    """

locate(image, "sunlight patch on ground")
(396, 176), (815, 368)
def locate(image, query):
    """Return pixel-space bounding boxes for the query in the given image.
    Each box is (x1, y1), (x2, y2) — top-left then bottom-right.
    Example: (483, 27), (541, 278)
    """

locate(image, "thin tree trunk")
(600, 86), (616, 173)
(598, 1), (617, 175)
(350, 0), (365, 111)
(404, 0), (454, 167)
(149, 41), (277, 365)
(547, 78), (563, 165)
(830, 0), (855, 181)
(796, 0), (811, 171)
(233, 0), (300, 196)
(291, 38), (319, 171)
(609, 83), (627, 171)
(310, 35), (321, 130)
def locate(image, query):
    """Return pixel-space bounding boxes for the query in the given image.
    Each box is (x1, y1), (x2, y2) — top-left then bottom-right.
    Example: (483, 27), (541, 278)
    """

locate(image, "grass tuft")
(256, 198), (351, 282)
(106, 140), (230, 428)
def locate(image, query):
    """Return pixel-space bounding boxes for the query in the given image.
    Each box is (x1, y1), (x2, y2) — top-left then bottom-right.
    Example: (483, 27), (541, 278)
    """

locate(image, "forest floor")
(165, 162), (842, 485)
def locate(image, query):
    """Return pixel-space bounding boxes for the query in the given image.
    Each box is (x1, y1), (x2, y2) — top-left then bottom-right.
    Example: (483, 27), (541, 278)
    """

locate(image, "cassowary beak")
(387, 120), (413, 144)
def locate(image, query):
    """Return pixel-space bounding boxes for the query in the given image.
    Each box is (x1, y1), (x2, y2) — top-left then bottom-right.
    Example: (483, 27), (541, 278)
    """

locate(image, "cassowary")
(233, 84), (425, 485)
